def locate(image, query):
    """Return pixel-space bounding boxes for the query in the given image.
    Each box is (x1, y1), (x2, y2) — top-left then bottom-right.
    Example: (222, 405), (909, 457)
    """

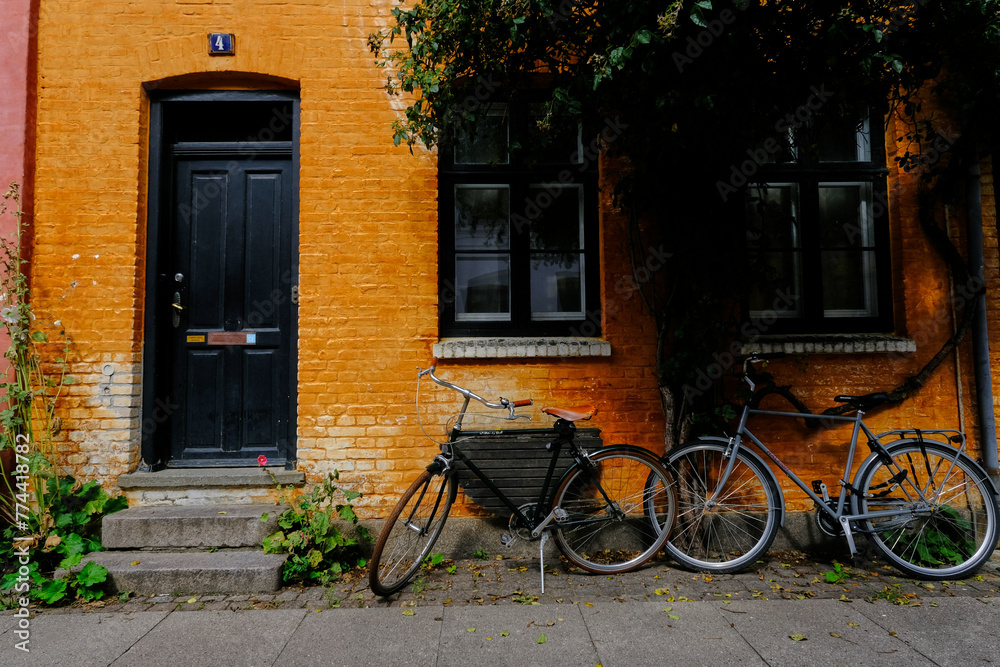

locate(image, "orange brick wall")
(29, 1), (999, 518)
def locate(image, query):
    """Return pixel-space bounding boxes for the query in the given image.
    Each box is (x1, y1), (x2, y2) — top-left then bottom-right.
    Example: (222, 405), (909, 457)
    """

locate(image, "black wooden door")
(168, 149), (294, 465)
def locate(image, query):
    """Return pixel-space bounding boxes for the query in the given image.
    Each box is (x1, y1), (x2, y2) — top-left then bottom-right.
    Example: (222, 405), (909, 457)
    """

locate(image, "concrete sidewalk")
(4, 549), (1000, 666)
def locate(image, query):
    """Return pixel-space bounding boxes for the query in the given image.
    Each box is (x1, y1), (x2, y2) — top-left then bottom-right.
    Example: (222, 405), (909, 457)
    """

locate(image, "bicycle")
(658, 354), (999, 580)
(368, 360), (677, 597)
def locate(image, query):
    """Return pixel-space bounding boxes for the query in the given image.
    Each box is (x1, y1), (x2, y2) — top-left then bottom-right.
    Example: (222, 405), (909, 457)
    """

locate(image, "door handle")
(172, 291), (183, 328)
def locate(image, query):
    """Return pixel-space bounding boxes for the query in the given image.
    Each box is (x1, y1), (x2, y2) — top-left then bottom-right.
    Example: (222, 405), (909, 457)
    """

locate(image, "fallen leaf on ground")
(401, 610), (415, 616)
(789, 634), (808, 641)
(537, 634), (547, 644)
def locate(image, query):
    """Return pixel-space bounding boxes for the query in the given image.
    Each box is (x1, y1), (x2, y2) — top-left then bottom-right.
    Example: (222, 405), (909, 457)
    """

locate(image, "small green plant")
(880, 507), (976, 567)
(866, 584), (915, 605)
(261, 467), (371, 585)
(824, 561), (849, 584)
(1, 475), (127, 605)
(473, 549), (490, 560)
(422, 552), (445, 570)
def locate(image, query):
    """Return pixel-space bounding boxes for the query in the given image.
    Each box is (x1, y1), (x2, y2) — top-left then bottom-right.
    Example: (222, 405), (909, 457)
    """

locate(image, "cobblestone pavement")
(37, 548), (1000, 616)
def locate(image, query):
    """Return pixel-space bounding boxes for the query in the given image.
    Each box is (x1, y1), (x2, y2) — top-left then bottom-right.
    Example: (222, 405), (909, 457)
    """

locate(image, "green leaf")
(263, 532), (286, 553)
(537, 633), (547, 644)
(57, 532), (86, 557)
(31, 331), (48, 343)
(58, 553), (83, 570)
(75, 560), (108, 587)
(37, 578), (69, 604)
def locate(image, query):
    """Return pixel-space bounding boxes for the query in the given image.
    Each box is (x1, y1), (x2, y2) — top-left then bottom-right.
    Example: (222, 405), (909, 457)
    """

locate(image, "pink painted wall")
(0, 0), (31, 194)
(0, 0), (34, 363)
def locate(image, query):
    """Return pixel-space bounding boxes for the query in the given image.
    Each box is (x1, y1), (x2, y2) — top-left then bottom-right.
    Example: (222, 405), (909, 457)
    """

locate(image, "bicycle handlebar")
(420, 359), (532, 419)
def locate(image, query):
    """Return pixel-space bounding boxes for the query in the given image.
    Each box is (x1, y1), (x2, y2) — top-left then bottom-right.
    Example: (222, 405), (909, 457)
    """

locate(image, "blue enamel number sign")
(208, 33), (235, 56)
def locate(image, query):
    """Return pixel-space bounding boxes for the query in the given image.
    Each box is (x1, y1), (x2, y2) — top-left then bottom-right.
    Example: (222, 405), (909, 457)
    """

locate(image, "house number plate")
(209, 33), (235, 56)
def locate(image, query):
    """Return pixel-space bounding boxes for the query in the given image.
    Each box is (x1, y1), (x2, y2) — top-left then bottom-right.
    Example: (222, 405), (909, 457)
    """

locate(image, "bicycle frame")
(419, 360), (596, 541)
(715, 371), (970, 556)
(443, 421), (587, 540)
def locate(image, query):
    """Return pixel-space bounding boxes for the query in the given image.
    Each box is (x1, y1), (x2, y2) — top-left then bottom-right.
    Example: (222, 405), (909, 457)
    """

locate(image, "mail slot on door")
(185, 330), (280, 347)
(206, 331), (257, 345)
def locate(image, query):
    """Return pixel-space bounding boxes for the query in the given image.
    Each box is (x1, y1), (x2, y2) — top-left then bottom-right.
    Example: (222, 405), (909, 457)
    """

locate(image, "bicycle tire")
(369, 468), (457, 596)
(552, 446), (676, 574)
(664, 440), (782, 573)
(854, 440), (999, 580)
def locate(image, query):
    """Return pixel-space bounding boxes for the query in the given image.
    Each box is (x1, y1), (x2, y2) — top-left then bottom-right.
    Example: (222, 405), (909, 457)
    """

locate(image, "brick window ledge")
(433, 337), (612, 359)
(740, 334), (916, 356)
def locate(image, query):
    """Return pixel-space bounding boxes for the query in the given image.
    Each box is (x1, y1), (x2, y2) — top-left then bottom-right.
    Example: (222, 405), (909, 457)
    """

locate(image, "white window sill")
(433, 337), (612, 359)
(740, 334), (916, 355)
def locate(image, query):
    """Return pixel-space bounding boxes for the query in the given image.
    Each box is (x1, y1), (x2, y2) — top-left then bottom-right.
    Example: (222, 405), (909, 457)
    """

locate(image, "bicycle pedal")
(553, 508), (568, 523)
(500, 532), (516, 548)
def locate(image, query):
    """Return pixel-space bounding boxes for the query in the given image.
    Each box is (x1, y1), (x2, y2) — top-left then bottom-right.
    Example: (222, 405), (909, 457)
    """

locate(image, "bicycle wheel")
(552, 446), (676, 574)
(854, 440), (999, 580)
(665, 440), (782, 573)
(369, 468), (457, 596)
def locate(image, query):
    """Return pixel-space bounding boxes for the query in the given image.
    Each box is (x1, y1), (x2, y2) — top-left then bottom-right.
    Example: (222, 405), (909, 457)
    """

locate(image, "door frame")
(142, 89), (300, 470)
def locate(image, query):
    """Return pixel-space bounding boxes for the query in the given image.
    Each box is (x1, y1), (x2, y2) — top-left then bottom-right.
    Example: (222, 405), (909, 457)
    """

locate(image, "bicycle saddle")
(833, 392), (890, 411)
(542, 405), (597, 422)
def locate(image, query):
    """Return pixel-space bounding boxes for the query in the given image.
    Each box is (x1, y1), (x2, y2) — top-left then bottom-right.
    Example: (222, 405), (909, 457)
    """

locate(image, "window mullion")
(510, 179), (532, 329)
(799, 180), (825, 324)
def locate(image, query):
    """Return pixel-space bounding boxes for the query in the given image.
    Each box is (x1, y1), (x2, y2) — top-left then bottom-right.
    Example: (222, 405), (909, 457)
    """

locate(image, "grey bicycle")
(660, 355), (999, 579)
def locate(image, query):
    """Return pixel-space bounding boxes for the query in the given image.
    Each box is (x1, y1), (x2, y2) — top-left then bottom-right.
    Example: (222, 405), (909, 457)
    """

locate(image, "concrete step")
(102, 504), (288, 549)
(78, 550), (287, 595)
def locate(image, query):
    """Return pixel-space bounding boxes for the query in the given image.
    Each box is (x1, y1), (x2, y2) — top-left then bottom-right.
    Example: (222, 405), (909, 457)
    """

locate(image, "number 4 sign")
(208, 33), (235, 56)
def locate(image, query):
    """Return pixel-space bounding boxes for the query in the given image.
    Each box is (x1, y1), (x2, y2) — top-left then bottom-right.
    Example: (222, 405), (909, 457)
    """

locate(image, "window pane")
(526, 104), (583, 164)
(526, 185), (583, 250)
(455, 186), (510, 250)
(817, 116), (871, 162)
(746, 184), (800, 251)
(822, 250), (877, 317)
(819, 183), (873, 248)
(455, 254), (511, 320)
(454, 106), (509, 165)
(531, 253), (584, 319)
(747, 251), (803, 317)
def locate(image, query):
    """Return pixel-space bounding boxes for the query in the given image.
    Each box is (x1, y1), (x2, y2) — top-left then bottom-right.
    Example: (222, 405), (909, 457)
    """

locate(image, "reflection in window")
(527, 185), (584, 320)
(818, 183), (877, 317)
(454, 106), (509, 165)
(456, 255), (511, 320)
(746, 184), (803, 317)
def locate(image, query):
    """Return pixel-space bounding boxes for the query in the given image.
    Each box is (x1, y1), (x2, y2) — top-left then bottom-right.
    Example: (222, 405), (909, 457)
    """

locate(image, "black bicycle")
(368, 360), (677, 597)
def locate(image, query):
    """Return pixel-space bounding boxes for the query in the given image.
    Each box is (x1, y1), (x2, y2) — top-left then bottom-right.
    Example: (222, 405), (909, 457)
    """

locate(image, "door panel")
(168, 152), (294, 465)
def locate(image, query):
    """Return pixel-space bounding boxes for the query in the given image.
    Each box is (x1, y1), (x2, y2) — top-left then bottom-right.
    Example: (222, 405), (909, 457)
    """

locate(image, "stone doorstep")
(102, 504), (290, 550)
(74, 550), (288, 595)
(116, 466), (305, 490)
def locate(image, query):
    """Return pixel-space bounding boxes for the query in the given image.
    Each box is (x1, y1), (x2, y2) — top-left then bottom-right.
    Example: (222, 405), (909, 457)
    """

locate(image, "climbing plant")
(370, 1), (1000, 439)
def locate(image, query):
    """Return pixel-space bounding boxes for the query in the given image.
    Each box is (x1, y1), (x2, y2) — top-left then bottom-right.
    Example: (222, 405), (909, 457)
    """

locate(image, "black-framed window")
(745, 115), (892, 334)
(439, 103), (600, 337)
